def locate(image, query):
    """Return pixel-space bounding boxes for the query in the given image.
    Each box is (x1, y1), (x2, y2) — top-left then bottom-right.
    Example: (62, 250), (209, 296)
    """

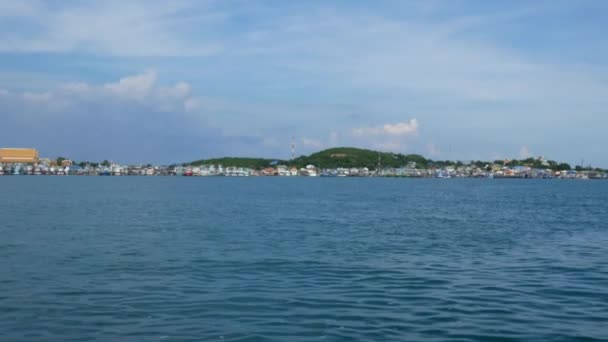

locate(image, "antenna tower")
(291, 136), (296, 160)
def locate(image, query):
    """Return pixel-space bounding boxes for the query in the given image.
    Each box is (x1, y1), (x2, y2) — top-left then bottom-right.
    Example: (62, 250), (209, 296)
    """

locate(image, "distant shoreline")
(2, 147), (606, 179)
(0, 174), (605, 180)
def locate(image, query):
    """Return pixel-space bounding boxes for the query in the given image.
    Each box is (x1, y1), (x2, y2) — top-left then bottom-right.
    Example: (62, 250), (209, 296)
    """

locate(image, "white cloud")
(3, 71), (203, 118)
(353, 119), (418, 137)
(230, 4), (608, 107)
(0, 71), (238, 163)
(383, 119), (419, 135)
(166, 82), (192, 99)
(105, 70), (158, 100)
(0, 0), (223, 56)
(349, 119), (419, 153)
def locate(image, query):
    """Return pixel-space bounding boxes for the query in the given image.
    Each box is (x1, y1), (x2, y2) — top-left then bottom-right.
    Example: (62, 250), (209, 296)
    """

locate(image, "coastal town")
(1, 147), (606, 179)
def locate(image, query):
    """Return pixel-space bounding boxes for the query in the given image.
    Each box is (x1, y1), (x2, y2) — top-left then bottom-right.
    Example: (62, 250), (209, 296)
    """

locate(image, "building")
(0, 148), (39, 164)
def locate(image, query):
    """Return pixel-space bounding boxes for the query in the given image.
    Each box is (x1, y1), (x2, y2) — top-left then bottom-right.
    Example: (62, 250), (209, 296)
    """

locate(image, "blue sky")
(1, 0), (607, 165)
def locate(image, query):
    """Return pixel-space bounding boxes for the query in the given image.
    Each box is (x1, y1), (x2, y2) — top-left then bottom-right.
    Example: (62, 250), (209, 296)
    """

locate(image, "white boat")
(305, 164), (318, 176)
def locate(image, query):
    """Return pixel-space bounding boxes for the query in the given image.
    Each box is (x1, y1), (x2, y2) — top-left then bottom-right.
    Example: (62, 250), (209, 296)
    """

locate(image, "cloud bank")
(0, 71), (262, 163)
(353, 119), (419, 137)
(0, 0), (222, 57)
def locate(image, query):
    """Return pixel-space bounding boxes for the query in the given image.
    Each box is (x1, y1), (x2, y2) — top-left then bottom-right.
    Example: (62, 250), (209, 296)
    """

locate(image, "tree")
(473, 161), (485, 168)
(101, 160), (110, 167)
(56, 157), (66, 165)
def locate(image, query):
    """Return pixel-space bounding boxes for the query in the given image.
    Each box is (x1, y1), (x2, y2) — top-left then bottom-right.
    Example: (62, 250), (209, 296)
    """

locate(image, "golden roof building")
(0, 148), (40, 164)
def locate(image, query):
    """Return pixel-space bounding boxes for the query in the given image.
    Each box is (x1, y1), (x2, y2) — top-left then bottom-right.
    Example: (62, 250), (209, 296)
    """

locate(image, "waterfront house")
(261, 167), (276, 176)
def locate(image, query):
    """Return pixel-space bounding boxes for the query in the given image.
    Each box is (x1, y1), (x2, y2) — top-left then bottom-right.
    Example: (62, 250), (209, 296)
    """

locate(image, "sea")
(1, 177), (607, 341)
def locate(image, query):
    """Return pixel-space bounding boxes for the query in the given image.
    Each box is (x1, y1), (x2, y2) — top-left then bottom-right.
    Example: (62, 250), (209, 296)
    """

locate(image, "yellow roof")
(0, 148), (39, 163)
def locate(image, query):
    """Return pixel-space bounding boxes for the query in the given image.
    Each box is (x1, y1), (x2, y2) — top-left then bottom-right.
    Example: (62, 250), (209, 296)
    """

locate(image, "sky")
(1, 0), (607, 166)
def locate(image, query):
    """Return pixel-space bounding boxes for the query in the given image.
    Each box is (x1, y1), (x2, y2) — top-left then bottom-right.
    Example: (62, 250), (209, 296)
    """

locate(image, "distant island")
(187, 147), (601, 173)
(0, 147), (605, 178)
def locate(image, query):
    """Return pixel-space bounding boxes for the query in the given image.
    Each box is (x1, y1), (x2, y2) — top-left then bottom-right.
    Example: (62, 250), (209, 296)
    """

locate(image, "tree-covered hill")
(291, 147), (429, 169)
(188, 147), (430, 169)
(186, 147), (601, 172)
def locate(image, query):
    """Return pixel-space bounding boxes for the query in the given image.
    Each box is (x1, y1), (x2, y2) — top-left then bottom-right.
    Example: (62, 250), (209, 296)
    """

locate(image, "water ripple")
(1, 178), (608, 341)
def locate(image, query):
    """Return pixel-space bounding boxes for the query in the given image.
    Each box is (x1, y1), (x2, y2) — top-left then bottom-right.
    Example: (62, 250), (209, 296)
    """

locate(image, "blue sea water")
(1, 177), (607, 341)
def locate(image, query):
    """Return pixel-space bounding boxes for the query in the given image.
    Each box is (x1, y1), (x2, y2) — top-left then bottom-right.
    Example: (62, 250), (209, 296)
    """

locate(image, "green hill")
(188, 147), (430, 170)
(186, 147), (598, 172)
(292, 147), (429, 169)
